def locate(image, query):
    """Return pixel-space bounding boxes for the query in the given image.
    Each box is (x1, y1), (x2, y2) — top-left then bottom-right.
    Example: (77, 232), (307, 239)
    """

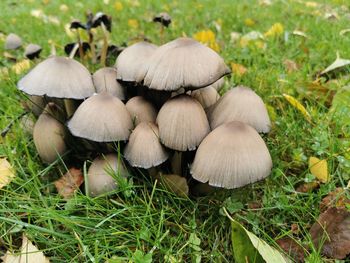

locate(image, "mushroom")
(153, 12), (171, 43)
(5, 33), (22, 50)
(208, 86), (271, 133)
(136, 37), (231, 91)
(157, 94), (210, 151)
(124, 122), (168, 169)
(92, 67), (126, 100)
(67, 92), (133, 142)
(17, 56), (95, 117)
(190, 121), (272, 189)
(125, 96), (157, 126)
(154, 173), (189, 198)
(87, 154), (128, 197)
(211, 77), (225, 91)
(24, 44), (42, 60)
(191, 86), (220, 109)
(64, 42), (90, 58)
(33, 103), (67, 163)
(115, 41), (158, 83)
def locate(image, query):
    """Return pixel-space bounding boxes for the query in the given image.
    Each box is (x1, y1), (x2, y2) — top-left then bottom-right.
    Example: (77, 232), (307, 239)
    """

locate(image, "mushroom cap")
(191, 86), (220, 109)
(92, 67), (126, 100)
(156, 94), (210, 151)
(136, 37), (230, 91)
(33, 109), (66, 163)
(153, 12), (172, 27)
(115, 41), (158, 82)
(125, 96), (157, 126)
(5, 33), (22, 50)
(210, 77), (225, 91)
(67, 93), (133, 142)
(190, 121), (272, 189)
(17, 56), (95, 99)
(209, 86), (271, 133)
(124, 122), (169, 168)
(24, 44), (42, 59)
(87, 154), (128, 197)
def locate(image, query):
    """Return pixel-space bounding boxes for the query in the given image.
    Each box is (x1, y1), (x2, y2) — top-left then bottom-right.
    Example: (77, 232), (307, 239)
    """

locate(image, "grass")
(1, 0), (350, 262)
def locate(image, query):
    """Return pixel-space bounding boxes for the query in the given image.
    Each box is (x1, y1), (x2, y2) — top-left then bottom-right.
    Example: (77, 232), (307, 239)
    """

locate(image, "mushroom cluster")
(17, 29), (273, 197)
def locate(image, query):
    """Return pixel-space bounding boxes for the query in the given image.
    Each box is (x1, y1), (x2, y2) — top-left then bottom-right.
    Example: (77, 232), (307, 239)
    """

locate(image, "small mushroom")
(67, 92), (133, 142)
(87, 154), (128, 197)
(5, 33), (22, 50)
(211, 77), (225, 91)
(157, 94), (210, 151)
(154, 173), (189, 198)
(190, 121), (272, 189)
(208, 86), (271, 133)
(191, 86), (220, 109)
(92, 67), (126, 100)
(33, 103), (67, 163)
(24, 44), (42, 60)
(125, 96), (157, 126)
(115, 41), (158, 82)
(153, 12), (172, 27)
(136, 37), (231, 91)
(124, 122), (168, 169)
(64, 42), (90, 58)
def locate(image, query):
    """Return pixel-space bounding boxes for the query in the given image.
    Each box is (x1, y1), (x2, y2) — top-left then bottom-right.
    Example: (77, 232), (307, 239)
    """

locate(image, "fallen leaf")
(320, 53), (350, 75)
(310, 207), (350, 259)
(276, 237), (305, 262)
(340, 29), (350, 36)
(59, 4), (68, 12)
(230, 32), (241, 43)
(0, 158), (15, 189)
(127, 19), (139, 29)
(2, 234), (50, 262)
(231, 63), (247, 76)
(244, 18), (256, 27)
(114, 1), (123, 11)
(193, 29), (220, 52)
(292, 30), (308, 38)
(54, 168), (84, 199)
(264, 23), (284, 37)
(296, 181), (319, 193)
(320, 188), (350, 212)
(283, 94), (311, 122)
(309, 157), (329, 183)
(11, 60), (31, 75)
(228, 215), (288, 263)
(305, 1), (318, 7)
(283, 59), (298, 73)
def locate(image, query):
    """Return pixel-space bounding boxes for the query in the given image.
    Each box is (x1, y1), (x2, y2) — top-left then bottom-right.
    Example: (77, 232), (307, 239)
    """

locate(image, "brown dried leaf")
(320, 188), (350, 212)
(296, 181), (319, 193)
(283, 59), (299, 73)
(276, 237), (305, 263)
(54, 168), (83, 199)
(310, 207), (350, 259)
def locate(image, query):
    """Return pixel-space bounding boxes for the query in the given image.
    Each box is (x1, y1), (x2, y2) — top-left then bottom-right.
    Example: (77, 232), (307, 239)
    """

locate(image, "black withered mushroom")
(24, 44), (42, 60)
(153, 12), (172, 27)
(64, 42), (90, 58)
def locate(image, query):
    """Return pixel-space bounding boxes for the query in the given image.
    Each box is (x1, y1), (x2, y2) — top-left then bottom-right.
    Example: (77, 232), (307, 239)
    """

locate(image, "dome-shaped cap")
(191, 86), (220, 109)
(5, 33), (22, 50)
(124, 122), (168, 168)
(87, 154), (128, 197)
(125, 96), (157, 126)
(24, 44), (42, 60)
(136, 37), (230, 91)
(157, 94), (210, 151)
(191, 121), (272, 189)
(211, 77), (225, 91)
(115, 41), (158, 82)
(209, 86), (271, 133)
(17, 56), (95, 99)
(92, 67), (126, 100)
(67, 93), (133, 142)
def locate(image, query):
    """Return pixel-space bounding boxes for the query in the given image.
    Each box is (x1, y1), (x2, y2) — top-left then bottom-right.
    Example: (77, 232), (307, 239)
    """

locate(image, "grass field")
(1, 0), (350, 262)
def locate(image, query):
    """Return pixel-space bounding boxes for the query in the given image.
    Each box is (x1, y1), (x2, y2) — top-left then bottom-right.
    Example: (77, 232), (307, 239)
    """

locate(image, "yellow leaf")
(0, 158), (15, 189)
(309, 157), (329, 183)
(64, 23), (75, 39)
(283, 94), (311, 122)
(59, 4), (69, 12)
(127, 19), (139, 29)
(305, 1), (318, 7)
(264, 23), (284, 37)
(2, 234), (50, 263)
(244, 18), (255, 27)
(114, 1), (123, 11)
(193, 30), (220, 52)
(231, 63), (247, 76)
(11, 60), (31, 75)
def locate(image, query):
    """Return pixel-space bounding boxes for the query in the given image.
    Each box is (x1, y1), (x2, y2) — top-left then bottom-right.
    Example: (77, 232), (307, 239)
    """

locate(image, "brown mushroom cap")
(92, 67), (126, 100)
(17, 56), (95, 99)
(136, 37), (230, 91)
(87, 154), (128, 197)
(157, 94), (210, 151)
(67, 93), (133, 142)
(124, 122), (168, 168)
(125, 96), (157, 126)
(190, 121), (272, 189)
(191, 86), (220, 109)
(115, 41), (158, 82)
(33, 104), (67, 163)
(5, 33), (22, 50)
(208, 86), (271, 133)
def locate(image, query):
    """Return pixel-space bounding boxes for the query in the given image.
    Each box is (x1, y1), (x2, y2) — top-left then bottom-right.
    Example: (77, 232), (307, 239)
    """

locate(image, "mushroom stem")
(88, 30), (97, 64)
(171, 151), (183, 176)
(50, 42), (56, 56)
(69, 43), (80, 59)
(64, 99), (77, 118)
(76, 30), (85, 61)
(160, 25), (164, 44)
(148, 167), (158, 177)
(100, 23), (109, 67)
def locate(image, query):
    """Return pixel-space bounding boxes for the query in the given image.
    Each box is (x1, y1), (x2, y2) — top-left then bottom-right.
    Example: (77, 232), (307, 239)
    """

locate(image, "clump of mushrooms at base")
(16, 13), (273, 198)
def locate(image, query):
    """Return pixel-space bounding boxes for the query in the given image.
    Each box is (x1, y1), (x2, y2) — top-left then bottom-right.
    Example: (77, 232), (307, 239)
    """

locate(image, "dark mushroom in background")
(24, 44), (42, 60)
(5, 33), (22, 50)
(64, 42), (90, 58)
(191, 121), (272, 189)
(153, 12), (171, 43)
